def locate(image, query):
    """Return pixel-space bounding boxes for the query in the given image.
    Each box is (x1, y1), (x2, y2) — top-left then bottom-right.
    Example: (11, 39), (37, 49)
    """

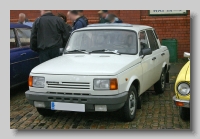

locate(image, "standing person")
(30, 10), (69, 63)
(107, 14), (123, 23)
(77, 10), (88, 25)
(68, 10), (87, 32)
(57, 13), (72, 34)
(98, 10), (109, 23)
(18, 13), (29, 24)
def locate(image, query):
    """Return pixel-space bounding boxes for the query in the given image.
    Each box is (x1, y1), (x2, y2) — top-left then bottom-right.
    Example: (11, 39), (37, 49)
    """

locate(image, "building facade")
(10, 10), (190, 58)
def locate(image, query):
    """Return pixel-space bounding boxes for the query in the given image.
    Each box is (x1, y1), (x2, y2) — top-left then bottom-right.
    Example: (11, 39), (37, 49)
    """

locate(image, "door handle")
(161, 53), (165, 56)
(152, 57), (156, 60)
(20, 53), (26, 56)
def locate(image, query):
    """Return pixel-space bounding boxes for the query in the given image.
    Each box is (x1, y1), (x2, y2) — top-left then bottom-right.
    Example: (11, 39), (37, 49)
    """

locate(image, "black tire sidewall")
(121, 86), (138, 121)
(179, 107), (190, 120)
(154, 69), (166, 94)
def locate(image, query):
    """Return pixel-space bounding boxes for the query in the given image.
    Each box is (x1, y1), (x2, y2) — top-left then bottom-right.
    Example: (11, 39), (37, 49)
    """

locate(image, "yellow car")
(173, 52), (190, 120)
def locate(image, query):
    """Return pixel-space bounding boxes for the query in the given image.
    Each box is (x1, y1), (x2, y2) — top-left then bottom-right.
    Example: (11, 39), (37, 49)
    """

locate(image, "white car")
(25, 23), (170, 122)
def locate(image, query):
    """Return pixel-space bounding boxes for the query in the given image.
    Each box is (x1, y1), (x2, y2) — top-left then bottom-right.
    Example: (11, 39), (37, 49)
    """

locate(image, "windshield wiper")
(89, 49), (120, 55)
(64, 49), (89, 54)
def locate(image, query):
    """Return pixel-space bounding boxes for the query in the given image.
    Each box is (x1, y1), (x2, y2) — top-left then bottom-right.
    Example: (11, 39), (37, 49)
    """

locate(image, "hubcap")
(161, 72), (165, 89)
(129, 91), (136, 115)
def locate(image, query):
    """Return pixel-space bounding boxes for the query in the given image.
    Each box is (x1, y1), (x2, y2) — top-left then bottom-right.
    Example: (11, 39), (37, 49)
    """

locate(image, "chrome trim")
(10, 57), (39, 65)
(173, 96), (190, 108)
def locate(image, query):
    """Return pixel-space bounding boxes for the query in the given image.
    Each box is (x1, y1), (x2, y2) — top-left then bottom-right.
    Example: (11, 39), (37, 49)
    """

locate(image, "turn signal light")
(176, 102), (184, 107)
(28, 76), (33, 87)
(110, 79), (118, 90)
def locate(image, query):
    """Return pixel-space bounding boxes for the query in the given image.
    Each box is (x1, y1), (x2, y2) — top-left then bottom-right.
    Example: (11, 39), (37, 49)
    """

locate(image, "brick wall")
(10, 10), (190, 58)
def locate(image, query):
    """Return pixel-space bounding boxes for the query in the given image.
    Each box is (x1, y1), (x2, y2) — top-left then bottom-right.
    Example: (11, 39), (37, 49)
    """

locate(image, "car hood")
(31, 54), (141, 75)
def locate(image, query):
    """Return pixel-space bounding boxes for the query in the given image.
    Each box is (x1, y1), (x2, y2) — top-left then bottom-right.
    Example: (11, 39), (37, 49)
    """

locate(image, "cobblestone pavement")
(10, 66), (190, 130)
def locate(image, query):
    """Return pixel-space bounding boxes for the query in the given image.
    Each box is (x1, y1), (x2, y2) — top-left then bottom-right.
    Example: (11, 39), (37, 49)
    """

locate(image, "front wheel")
(120, 86), (138, 122)
(179, 107), (190, 121)
(154, 69), (166, 94)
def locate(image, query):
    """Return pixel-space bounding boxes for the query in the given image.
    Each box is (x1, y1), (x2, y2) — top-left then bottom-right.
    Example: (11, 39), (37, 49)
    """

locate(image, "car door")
(146, 29), (162, 83)
(10, 28), (25, 87)
(139, 30), (156, 93)
(15, 28), (39, 82)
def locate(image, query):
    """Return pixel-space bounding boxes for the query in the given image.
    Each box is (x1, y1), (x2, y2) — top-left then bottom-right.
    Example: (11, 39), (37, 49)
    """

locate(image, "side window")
(10, 29), (17, 49)
(139, 30), (149, 50)
(146, 30), (159, 51)
(15, 28), (31, 47)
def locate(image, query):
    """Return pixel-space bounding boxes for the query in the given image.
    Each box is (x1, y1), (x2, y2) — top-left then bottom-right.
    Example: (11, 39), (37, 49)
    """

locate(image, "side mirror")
(141, 48), (152, 57)
(184, 52), (190, 58)
(59, 48), (64, 55)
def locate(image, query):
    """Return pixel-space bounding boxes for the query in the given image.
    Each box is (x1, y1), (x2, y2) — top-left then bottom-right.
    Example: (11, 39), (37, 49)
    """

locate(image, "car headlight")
(29, 76), (45, 88)
(177, 82), (190, 95)
(93, 79), (118, 90)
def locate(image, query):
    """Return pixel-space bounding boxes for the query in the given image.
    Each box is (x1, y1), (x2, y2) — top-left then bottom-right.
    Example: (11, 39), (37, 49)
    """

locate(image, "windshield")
(65, 30), (138, 54)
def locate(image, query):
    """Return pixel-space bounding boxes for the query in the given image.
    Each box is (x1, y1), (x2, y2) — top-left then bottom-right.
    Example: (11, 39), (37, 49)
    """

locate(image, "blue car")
(10, 23), (39, 88)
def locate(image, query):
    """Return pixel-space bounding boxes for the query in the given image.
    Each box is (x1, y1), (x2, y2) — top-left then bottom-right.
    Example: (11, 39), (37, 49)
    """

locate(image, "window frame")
(64, 29), (139, 55)
(146, 29), (159, 51)
(138, 30), (150, 49)
(10, 28), (19, 49)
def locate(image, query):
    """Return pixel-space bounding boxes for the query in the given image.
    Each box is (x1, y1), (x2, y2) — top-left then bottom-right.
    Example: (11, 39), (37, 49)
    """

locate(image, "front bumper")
(25, 90), (128, 112)
(173, 96), (190, 108)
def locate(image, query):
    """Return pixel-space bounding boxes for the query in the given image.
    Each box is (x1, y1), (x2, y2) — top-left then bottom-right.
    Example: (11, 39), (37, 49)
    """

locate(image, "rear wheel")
(120, 86), (137, 122)
(36, 108), (55, 116)
(154, 69), (166, 94)
(179, 107), (190, 121)
(165, 71), (169, 83)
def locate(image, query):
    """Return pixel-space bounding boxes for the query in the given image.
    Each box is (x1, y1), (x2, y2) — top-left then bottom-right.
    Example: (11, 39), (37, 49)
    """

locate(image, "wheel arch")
(162, 62), (167, 72)
(126, 76), (140, 97)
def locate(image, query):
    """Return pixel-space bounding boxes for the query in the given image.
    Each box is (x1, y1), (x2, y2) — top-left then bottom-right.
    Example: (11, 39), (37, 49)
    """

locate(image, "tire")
(137, 95), (142, 109)
(154, 69), (166, 94)
(165, 71), (169, 83)
(120, 86), (138, 122)
(179, 107), (190, 121)
(36, 108), (55, 116)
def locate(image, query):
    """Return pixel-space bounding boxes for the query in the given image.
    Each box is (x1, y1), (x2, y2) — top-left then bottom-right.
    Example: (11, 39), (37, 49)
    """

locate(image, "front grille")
(47, 96), (88, 103)
(46, 81), (90, 89)
(47, 92), (90, 96)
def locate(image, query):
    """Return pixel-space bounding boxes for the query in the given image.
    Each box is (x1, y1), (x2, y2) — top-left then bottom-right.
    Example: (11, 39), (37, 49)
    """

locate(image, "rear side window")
(10, 29), (17, 49)
(146, 30), (159, 51)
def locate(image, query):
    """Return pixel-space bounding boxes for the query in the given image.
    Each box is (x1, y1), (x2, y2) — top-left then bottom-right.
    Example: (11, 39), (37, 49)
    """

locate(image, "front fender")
(125, 75), (140, 92)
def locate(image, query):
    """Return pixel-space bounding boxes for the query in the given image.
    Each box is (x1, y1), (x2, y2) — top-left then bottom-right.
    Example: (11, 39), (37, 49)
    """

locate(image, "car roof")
(77, 23), (153, 32)
(10, 23), (32, 29)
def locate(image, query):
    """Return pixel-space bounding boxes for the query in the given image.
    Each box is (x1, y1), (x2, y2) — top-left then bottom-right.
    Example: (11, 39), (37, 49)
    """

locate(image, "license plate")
(51, 102), (85, 112)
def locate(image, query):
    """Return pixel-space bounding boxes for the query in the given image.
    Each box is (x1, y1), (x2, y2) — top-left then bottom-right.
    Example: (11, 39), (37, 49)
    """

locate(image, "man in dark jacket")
(57, 13), (72, 35)
(77, 10), (88, 25)
(68, 10), (87, 32)
(30, 10), (69, 63)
